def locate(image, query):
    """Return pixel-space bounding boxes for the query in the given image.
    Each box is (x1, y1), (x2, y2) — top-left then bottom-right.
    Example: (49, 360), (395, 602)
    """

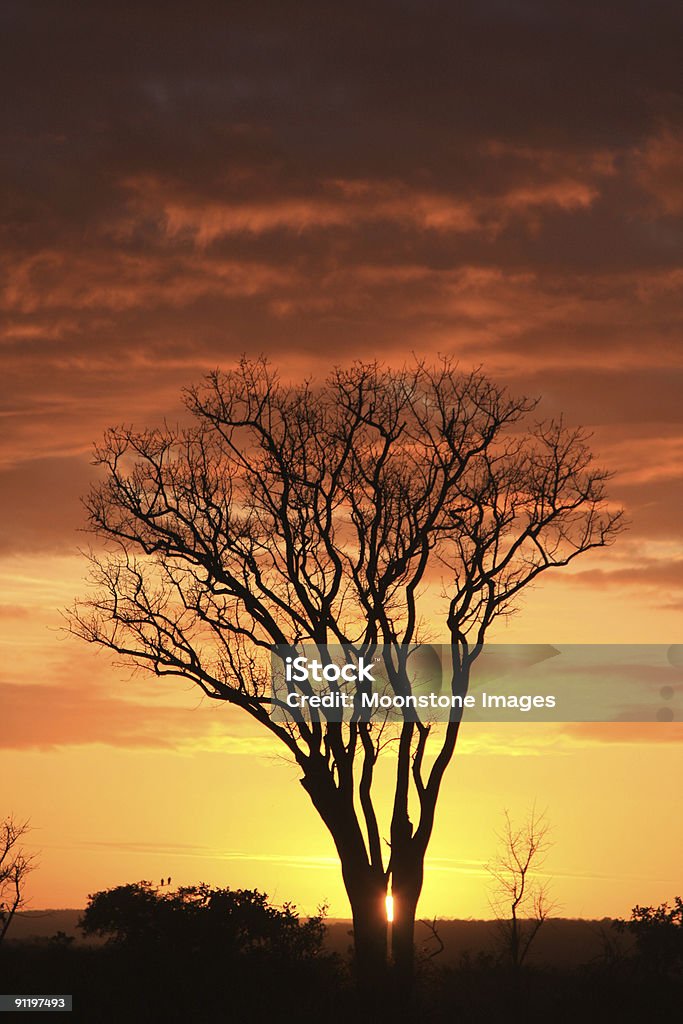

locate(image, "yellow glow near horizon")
(385, 894), (394, 923)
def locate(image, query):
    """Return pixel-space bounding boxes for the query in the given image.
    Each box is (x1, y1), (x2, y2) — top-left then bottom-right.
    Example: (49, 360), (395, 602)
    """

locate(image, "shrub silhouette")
(615, 897), (683, 976)
(80, 881), (326, 961)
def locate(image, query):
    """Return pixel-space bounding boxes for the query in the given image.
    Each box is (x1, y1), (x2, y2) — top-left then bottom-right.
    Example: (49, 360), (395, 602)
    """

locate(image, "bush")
(79, 881), (326, 961)
(615, 897), (683, 976)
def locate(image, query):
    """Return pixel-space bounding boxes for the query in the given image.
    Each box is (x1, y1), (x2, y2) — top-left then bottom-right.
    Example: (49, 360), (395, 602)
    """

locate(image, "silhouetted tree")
(487, 807), (555, 970)
(69, 357), (622, 993)
(0, 816), (35, 947)
(615, 897), (683, 976)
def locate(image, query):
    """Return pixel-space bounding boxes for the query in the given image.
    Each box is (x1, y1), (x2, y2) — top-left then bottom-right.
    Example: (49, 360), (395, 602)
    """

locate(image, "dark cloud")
(4, 2), (681, 144)
(611, 478), (683, 540)
(0, 457), (94, 553)
(0, 0), (681, 563)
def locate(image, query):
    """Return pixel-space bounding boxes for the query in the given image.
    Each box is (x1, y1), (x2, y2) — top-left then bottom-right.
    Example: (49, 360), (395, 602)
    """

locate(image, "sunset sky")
(1, 1), (682, 919)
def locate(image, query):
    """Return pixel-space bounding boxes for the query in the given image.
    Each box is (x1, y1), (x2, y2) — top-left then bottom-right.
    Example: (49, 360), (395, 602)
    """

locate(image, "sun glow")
(385, 894), (394, 923)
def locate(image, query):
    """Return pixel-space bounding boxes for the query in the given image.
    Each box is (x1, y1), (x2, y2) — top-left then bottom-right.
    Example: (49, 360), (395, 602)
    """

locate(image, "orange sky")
(1, 1), (682, 918)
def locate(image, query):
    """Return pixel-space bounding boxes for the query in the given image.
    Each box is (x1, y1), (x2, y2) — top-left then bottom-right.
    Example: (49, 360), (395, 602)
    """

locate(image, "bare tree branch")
(0, 817), (36, 947)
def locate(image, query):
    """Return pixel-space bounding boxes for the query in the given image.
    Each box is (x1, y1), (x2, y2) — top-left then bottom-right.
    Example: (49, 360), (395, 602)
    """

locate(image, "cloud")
(1, 249), (299, 315)
(79, 840), (340, 871)
(634, 128), (683, 215)
(456, 720), (683, 754)
(0, 604), (30, 619)
(566, 559), (683, 593)
(0, 676), (283, 753)
(117, 172), (601, 246)
(0, 456), (93, 552)
(561, 722), (683, 745)
(1, 0), (682, 764)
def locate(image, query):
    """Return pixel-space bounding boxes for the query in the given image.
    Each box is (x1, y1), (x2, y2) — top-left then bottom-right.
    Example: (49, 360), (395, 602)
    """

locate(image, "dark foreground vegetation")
(1, 885), (681, 1023)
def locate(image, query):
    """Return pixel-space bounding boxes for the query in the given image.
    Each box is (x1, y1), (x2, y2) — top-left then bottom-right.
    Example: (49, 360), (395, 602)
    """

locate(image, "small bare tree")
(488, 808), (555, 970)
(0, 817), (35, 947)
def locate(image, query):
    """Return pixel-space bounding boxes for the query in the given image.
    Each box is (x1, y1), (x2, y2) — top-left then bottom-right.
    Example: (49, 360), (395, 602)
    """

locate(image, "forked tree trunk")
(346, 872), (389, 996)
(300, 725), (454, 999)
(390, 846), (423, 992)
(344, 852), (424, 1000)
(300, 764), (389, 995)
(391, 886), (419, 985)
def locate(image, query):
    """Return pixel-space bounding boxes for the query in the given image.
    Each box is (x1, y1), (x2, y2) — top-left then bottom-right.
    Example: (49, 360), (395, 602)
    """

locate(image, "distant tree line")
(1, 873), (681, 1022)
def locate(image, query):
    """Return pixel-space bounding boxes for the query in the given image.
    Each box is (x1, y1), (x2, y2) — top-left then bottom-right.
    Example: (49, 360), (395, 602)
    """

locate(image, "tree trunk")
(300, 764), (389, 995)
(346, 872), (389, 996)
(390, 851), (423, 993)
